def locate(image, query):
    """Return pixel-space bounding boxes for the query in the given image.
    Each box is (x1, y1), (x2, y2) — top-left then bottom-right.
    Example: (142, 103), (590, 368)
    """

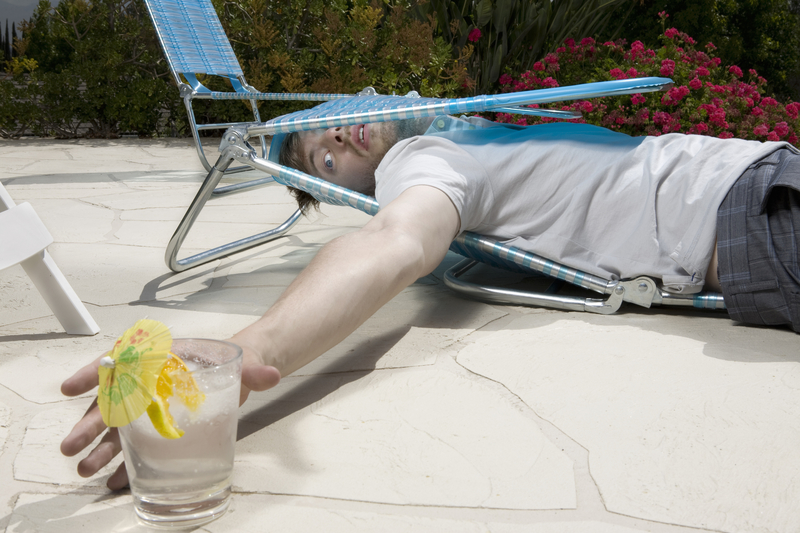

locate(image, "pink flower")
(631, 93), (646, 105)
(751, 107), (764, 116)
(745, 98), (754, 107)
(786, 102), (799, 119)
(789, 134), (799, 144)
(541, 77), (559, 88)
(580, 101), (594, 113)
(626, 67), (639, 78)
(580, 37), (595, 47)
(660, 59), (675, 77)
(499, 74), (513, 85)
(775, 122), (790, 138)
(609, 68), (627, 80)
(668, 85), (690, 102)
(767, 132), (780, 142)
(709, 108), (727, 127)
(658, 11), (669, 18)
(729, 65), (743, 78)
(718, 132), (734, 139)
(653, 111), (671, 125)
(695, 67), (710, 77)
(532, 61), (545, 72)
(564, 38), (575, 47)
(761, 97), (779, 106)
(712, 57), (722, 67)
(631, 40), (644, 52)
(749, 69), (758, 76)
(468, 28), (482, 42)
(753, 124), (769, 136)
(689, 77), (702, 90)
(706, 42), (717, 50)
(544, 53), (559, 65)
(556, 46), (566, 53)
(695, 122), (709, 133)
(665, 28), (679, 38)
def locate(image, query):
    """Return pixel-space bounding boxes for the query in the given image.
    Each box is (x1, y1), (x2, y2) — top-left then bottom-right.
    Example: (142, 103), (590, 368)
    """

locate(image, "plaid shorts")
(716, 148), (800, 332)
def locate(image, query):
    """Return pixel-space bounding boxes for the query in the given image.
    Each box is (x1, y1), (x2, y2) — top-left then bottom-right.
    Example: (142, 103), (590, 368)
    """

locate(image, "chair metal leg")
(444, 258), (726, 314)
(444, 259), (628, 314)
(445, 259), (671, 315)
(165, 149), (303, 272)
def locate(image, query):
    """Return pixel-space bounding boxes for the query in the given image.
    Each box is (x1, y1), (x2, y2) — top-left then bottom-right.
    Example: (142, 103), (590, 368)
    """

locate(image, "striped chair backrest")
(145, 0), (242, 78)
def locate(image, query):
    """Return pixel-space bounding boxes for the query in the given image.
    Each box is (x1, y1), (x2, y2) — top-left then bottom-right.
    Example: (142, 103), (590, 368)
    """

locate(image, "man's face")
(297, 118), (431, 196)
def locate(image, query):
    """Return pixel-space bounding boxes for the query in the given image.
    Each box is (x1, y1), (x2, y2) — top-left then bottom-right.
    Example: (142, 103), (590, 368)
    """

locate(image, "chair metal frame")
(163, 75), (728, 316)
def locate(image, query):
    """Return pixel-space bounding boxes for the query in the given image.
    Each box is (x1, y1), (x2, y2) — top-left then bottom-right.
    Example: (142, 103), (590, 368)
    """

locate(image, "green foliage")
(187, 0), (475, 131)
(2, 0), (474, 137)
(1, 0), (177, 138)
(601, 0), (800, 102)
(414, 0), (633, 94)
(218, 0), (470, 108)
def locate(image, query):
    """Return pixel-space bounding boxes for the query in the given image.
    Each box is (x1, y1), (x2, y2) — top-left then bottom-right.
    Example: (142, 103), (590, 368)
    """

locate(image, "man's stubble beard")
(358, 118), (433, 197)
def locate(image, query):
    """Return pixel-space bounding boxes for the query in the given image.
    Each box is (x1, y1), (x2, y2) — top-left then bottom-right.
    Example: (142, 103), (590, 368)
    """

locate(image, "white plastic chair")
(0, 183), (100, 335)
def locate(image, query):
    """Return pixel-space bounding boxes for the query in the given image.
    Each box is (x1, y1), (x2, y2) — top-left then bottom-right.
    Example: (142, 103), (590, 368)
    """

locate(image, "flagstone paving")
(1, 138), (798, 532)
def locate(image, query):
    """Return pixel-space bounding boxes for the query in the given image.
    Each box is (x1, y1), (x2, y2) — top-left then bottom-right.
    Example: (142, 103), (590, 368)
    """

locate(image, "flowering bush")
(493, 13), (800, 147)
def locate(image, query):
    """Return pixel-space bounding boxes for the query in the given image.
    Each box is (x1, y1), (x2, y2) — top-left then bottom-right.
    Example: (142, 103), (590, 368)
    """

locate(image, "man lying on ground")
(61, 114), (800, 488)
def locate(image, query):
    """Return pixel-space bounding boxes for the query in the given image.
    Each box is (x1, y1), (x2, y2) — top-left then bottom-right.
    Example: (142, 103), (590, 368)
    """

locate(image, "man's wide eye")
(323, 153), (333, 169)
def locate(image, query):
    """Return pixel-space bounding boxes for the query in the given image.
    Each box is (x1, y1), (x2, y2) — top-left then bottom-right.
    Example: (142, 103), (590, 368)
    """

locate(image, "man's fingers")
(241, 363), (281, 393)
(76, 426), (122, 479)
(61, 355), (104, 397)
(61, 400), (107, 457)
(107, 461), (129, 490)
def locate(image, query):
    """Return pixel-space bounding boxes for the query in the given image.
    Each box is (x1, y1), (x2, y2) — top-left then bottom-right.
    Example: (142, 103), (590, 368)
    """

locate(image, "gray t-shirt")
(375, 118), (791, 293)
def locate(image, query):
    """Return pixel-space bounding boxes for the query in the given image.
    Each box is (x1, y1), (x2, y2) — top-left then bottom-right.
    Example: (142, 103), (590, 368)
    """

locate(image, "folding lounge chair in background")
(163, 74), (726, 315)
(144, 0), (362, 274)
(0, 183), (100, 335)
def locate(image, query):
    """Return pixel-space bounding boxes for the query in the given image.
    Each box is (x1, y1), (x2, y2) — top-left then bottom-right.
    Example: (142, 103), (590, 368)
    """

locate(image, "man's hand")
(60, 344), (281, 490)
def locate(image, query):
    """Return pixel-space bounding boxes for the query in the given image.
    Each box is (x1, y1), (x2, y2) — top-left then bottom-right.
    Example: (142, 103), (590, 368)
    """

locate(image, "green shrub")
(415, 0), (633, 94)
(1, 0), (177, 138)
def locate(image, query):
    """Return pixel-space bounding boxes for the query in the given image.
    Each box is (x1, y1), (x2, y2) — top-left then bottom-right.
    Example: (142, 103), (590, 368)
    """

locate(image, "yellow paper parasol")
(98, 319), (172, 427)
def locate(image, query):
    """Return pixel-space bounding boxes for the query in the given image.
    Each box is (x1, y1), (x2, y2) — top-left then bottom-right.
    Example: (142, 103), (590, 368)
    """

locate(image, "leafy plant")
(1, 0), (177, 138)
(413, 0), (633, 94)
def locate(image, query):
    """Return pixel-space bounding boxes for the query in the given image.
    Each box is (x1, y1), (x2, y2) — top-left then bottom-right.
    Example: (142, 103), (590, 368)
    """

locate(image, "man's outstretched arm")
(61, 184), (461, 488)
(230, 184), (461, 380)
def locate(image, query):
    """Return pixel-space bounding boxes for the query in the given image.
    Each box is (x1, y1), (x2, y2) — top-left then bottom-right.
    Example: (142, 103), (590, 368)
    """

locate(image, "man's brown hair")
(277, 131), (321, 213)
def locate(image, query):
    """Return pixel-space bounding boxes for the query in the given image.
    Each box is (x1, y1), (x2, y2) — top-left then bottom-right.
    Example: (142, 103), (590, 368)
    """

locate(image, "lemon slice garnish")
(146, 394), (184, 439)
(145, 352), (206, 439)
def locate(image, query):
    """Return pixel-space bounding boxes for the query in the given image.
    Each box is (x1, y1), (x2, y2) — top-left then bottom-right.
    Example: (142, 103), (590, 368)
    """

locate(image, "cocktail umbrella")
(98, 319), (172, 427)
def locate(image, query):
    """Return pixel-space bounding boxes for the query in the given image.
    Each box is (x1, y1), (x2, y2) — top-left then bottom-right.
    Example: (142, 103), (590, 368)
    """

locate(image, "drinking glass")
(118, 338), (242, 529)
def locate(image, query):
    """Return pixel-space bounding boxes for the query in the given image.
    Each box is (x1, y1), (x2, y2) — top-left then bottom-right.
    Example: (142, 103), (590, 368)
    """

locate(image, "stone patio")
(1, 138), (799, 533)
